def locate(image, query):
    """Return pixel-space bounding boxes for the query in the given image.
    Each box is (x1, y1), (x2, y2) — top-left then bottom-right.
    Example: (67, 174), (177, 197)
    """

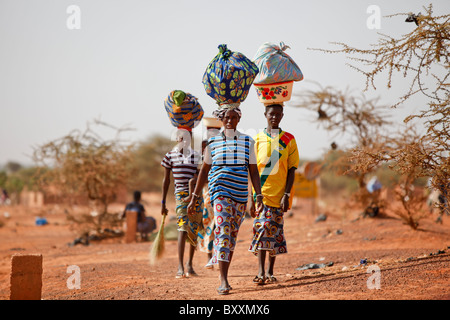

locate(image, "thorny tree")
(306, 4), (449, 227)
(33, 120), (135, 238)
(290, 85), (392, 214)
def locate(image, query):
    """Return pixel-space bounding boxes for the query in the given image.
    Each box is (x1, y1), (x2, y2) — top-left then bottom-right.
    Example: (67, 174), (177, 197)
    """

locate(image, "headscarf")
(212, 103), (242, 121)
(164, 90), (204, 130)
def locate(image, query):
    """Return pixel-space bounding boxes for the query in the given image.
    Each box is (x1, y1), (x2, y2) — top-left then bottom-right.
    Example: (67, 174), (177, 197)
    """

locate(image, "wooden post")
(125, 211), (137, 243)
(10, 254), (43, 300)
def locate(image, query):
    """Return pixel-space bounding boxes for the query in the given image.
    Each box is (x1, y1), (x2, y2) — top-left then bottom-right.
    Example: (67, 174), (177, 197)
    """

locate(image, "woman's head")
(221, 109), (241, 130)
(174, 128), (192, 149)
(264, 104), (284, 129)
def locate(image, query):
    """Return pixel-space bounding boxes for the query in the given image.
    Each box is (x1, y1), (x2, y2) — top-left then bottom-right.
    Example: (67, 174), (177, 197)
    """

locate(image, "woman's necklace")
(222, 131), (238, 153)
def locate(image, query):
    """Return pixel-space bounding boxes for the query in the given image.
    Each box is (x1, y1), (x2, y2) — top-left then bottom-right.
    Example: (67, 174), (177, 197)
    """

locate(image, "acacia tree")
(291, 85), (391, 211)
(33, 119), (135, 237)
(305, 4), (449, 227)
(316, 4), (449, 193)
(350, 125), (432, 228)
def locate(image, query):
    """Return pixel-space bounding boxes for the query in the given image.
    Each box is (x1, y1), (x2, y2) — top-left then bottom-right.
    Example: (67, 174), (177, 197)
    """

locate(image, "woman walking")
(187, 105), (263, 295)
(161, 90), (204, 278)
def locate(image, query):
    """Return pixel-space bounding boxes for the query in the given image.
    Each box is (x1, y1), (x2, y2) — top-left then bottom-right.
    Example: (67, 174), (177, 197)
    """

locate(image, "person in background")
(122, 190), (156, 240)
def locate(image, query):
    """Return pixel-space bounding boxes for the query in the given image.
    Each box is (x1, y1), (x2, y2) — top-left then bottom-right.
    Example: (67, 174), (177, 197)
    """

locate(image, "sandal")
(185, 271), (198, 278)
(266, 275), (277, 283)
(253, 275), (265, 285)
(217, 287), (230, 295)
(175, 271), (185, 279)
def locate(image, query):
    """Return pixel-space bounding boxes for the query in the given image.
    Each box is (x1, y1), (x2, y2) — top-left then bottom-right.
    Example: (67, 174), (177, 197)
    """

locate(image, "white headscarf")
(212, 103), (242, 120)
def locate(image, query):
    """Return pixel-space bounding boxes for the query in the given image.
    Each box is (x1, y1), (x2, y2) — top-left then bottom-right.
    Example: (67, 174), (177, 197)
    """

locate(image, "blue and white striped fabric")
(205, 132), (255, 204)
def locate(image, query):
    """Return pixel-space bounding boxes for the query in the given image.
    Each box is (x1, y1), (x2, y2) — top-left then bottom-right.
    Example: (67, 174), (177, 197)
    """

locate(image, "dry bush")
(33, 119), (135, 237)
(349, 126), (432, 228)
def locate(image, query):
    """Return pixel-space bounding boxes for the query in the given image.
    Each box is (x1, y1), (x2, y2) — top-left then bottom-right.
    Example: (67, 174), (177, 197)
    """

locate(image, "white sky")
(0, 0), (448, 166)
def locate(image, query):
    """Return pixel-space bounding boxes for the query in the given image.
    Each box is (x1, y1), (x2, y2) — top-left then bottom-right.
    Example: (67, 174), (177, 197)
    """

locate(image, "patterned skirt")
(175, 191), (204, 246)
(207, 196), (246, 265)
(197, 202), (215, 253)
(248, 206), (287, 257)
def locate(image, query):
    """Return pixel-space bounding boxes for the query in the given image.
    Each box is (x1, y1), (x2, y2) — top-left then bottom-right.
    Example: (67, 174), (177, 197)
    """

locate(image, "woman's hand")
(280, 194), (290, 212)
(161, 203), (168, 216)
(248, 196), (256, 218)
(181, 195), (192, 204)
(255, 195), (264, 214)
(187, 197), (196, 216)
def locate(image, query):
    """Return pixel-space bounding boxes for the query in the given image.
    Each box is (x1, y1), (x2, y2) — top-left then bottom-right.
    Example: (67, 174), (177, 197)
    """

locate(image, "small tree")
(349, 126), (431, 228)
(33, 119), (135, 237)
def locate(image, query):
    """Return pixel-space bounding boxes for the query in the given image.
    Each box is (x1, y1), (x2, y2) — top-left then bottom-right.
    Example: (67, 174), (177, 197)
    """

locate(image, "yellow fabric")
(254, 129), (299, 208)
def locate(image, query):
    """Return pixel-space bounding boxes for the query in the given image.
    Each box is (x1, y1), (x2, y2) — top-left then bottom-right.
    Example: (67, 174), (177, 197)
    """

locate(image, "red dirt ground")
(0, 195), (449, 302)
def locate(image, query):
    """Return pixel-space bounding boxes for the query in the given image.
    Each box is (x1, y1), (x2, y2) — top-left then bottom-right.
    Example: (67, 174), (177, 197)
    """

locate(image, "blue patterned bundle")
(202, 44), (259, 105)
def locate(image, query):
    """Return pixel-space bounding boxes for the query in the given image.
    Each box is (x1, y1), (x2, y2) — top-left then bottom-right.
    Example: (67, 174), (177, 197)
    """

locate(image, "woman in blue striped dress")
(187, 105), (264, 295)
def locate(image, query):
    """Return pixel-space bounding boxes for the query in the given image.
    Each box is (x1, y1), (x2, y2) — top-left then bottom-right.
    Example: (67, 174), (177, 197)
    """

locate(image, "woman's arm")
(248, 162), (264, 214)
(161, 167), (171, 215)
(187, 149), (212, 215)
(247, 180), (256, 217)
(281, 167), (296, 212)
(183, 173), (198, 203)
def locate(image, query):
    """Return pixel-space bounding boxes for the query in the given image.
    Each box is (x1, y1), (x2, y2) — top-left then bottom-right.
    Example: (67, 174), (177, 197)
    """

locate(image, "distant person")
(1, 189), (10, 205)
(121, 190), (156, 240)
(366, 176), (382, 194)
(364, 176), (382, 218)
(248, 103), (299, 285)
(436, 182), (449, 223)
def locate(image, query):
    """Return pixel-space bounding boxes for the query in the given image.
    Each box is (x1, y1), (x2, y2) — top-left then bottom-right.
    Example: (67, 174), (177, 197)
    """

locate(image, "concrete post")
(125, 211), (137, 243)
(10, 254), (43, 300)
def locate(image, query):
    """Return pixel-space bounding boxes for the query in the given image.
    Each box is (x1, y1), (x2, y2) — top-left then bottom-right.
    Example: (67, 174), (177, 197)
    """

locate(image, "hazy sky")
(0, 0), (448, 166)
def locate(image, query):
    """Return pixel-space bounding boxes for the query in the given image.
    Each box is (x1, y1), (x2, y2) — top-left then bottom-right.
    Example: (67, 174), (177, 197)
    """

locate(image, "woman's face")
(175, 129), (191, 149)
(221, 110), (240, 130)
(265, 106), (284, 128)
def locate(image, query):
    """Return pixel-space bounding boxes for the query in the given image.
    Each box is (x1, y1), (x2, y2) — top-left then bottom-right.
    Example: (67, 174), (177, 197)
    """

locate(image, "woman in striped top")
(187, 107), (264, 295)
(161, 129), (203, 278)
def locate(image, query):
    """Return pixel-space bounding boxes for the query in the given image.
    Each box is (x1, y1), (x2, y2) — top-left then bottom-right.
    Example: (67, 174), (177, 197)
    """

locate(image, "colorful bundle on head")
(202, 44), (259, 107)
(164, 90), (204, 130)
(253, 42), (303, 85)
(252, 42), (303, 105)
